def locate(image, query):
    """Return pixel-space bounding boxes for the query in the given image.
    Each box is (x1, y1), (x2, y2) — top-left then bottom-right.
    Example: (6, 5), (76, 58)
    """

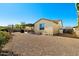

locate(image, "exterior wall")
(53, 21), (62, 34)
(34, 19), (62, 35)
(73, 28), (79, 37)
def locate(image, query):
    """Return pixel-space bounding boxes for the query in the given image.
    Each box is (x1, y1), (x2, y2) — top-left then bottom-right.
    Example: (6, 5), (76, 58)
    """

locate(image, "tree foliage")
(77, 3), (79, 11)
(26, 23), (34, 27)
(20, 22), (26, 29)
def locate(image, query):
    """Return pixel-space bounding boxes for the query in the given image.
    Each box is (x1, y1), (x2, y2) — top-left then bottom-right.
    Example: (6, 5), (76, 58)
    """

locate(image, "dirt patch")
(2, 32), (79, 56)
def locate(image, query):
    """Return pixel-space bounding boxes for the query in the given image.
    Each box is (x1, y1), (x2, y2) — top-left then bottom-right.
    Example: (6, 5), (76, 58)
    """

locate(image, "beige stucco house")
(34, 18), (63, 35)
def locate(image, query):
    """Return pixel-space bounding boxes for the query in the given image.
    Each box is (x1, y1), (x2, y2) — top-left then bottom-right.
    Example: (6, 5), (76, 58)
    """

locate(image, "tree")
(15, 24), (21, 30)
(26, 23), (34, 27)
(20, 22), (26, 29)
(76, 3), (79, 27)
(77, 3), (79, 11)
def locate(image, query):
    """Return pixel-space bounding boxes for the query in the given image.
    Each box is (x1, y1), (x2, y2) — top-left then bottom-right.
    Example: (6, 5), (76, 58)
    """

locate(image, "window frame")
(39, 23), (45, 30)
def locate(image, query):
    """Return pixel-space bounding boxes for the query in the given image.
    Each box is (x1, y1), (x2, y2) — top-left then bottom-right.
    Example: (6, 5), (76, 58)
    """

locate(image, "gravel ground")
(2, 32), (79, 56)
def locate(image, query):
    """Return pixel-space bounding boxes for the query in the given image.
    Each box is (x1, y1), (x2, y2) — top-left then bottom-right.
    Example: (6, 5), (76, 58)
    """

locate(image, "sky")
(0, 3), (77, 27)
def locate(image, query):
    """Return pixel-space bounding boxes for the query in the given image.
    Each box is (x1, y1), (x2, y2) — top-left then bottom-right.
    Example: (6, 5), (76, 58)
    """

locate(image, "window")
(39, 23), (45, 30)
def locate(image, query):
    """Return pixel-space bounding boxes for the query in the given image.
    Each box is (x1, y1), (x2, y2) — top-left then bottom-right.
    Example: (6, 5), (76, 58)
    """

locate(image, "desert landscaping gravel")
(2, 32), (79, 56)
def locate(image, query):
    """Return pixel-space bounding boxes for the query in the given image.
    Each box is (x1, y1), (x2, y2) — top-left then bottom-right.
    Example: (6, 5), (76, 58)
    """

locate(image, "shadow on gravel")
(0, 50), (19, 56)
(54, 33), (79, 39)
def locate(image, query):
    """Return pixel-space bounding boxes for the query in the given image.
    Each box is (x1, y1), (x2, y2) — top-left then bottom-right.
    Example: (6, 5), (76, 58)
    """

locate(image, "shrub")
(0, 31), (11, 47)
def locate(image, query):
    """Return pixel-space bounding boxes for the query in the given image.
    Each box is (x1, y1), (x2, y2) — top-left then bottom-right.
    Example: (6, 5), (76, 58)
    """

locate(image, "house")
(34, 18), (63, 35)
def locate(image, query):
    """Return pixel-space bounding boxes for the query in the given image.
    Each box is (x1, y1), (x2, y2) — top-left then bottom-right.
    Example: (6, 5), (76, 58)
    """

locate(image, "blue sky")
(0, 3), (77, 27)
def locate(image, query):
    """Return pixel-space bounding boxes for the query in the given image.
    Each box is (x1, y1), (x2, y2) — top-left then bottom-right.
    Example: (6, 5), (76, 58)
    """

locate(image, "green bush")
(0, 31), (11, 47)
